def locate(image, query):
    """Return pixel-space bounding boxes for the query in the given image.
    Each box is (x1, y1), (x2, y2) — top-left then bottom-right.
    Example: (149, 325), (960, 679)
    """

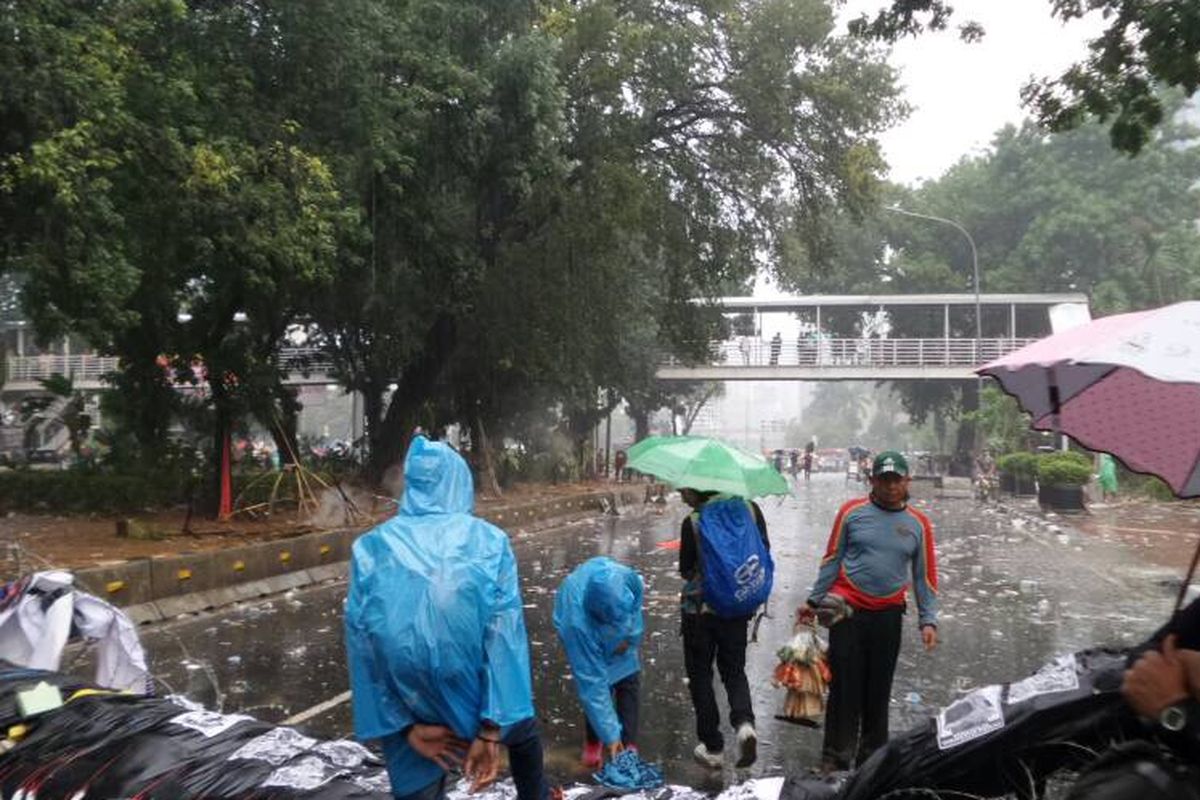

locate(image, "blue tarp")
(553, 557), (644, 745)
(344, 436), (534, 795)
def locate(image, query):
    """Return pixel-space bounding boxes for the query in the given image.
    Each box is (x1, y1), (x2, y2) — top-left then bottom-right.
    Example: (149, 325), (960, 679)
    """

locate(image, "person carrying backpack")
(678, 487), (773, 769)
(798, 450), (938, 774)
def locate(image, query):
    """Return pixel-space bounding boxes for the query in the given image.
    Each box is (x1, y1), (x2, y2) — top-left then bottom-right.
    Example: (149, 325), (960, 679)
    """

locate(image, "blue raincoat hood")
(553, 557), (644, 745)
(344, 436), (533, 795)
(400, 435), (474, 515)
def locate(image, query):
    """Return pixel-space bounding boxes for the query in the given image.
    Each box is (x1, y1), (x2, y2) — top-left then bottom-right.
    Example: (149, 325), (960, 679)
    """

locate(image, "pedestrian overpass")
(656, 292), (1090, 381)
(2, 292), (1089, 392)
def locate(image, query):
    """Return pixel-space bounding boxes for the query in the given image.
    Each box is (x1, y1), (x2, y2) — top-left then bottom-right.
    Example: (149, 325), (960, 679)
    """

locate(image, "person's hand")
(406, 724), (468, 771)
(464, 735), (500, 793)
(606, 741), (625, 760)
(1180, 647), (1200, 700)
(795, 605), (816, 626)
(1122, 634), (1191, 718)
(614, 640), (630, 656)
(921, 625), (938, 651)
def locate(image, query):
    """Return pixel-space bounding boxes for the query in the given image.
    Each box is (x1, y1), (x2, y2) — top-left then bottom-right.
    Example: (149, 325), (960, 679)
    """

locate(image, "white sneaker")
(693, 743), (723, 769)
(735, 723), (757, 768)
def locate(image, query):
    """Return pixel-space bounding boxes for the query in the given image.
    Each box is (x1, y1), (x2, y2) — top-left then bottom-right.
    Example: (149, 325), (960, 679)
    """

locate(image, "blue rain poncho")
(552, 557), (644, 745)
(344, 436), (534, 796)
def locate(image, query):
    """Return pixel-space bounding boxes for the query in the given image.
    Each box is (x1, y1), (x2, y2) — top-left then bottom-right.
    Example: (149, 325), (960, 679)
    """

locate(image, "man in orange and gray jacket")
(799, 450), (938, 772)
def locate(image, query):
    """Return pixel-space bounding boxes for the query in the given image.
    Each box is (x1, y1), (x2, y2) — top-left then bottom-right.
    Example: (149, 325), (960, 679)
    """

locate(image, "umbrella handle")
(1176, 532), (1200, 613)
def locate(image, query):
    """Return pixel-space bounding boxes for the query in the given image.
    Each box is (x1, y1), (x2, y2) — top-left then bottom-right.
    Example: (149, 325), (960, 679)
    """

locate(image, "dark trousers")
(682, 613), (754, 752)
(823, 606), (903, 769)
(584, 672), (641, 745)
(396, 718), (547, 800)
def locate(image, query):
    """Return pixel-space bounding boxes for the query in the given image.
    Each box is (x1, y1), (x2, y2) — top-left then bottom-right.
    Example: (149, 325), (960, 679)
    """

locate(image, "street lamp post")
(886, 205), (984, 465)
(885, 206), (981, 343)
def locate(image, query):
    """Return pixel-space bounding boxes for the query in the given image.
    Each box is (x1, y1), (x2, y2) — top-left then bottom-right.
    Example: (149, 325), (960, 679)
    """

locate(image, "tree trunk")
(631, 408), (650, 442)
(474, 413), (502, 498)
(365, 315), (456, 482)
(207, 387), (232, 518)
(952, 381), (979, 477)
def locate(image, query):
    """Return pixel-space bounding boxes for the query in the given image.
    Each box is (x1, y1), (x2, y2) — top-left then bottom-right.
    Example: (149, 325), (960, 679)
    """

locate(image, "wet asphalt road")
(133, 475), (1181, 789)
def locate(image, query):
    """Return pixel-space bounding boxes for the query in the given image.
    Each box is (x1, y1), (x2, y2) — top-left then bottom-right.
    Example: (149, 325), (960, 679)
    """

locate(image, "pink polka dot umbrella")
(978, 300), (1200, 608)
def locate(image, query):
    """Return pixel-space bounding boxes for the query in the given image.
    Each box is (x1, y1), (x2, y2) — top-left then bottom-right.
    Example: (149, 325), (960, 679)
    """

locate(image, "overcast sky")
(843, 0), (1106, 186)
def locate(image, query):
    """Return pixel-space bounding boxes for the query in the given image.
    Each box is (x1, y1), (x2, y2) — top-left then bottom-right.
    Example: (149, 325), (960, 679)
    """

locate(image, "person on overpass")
(553, 557), (644, 769)
(344, 435), (548, 800)
(799, 450), (939, 773)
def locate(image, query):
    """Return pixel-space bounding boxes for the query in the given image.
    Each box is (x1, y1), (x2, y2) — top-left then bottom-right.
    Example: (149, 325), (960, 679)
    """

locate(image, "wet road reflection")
(136, 474), (1177, 788)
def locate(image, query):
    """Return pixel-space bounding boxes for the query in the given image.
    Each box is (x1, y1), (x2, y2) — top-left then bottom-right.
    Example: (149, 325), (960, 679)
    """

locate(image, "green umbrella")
(626, 435), (790, 498)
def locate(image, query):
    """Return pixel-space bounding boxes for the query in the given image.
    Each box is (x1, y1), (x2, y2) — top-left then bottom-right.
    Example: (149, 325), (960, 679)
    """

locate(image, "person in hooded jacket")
(553, 557), (645, 769)
(344, 435), (548, 800)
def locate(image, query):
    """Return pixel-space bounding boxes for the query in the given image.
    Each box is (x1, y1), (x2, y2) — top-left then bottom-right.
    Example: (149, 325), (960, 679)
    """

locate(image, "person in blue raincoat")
(344, 435), (548, 800)
(553, 557), (644, 769)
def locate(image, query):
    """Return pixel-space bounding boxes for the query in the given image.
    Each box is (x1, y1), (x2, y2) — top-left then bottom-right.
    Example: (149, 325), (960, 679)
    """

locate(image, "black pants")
(682, 613), (754, 752)
(584, 672), (641, 745)
(823, 606), (903, 769)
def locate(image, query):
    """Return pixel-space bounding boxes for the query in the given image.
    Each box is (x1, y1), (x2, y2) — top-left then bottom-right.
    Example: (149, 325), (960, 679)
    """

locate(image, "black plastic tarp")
(0, 663), (391, 798)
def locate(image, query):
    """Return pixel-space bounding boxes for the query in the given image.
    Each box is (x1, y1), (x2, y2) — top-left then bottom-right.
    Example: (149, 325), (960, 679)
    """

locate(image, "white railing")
(665, 337), (1038, 369)
(5, 354), (120, 384)
(6, 349), (336, 387)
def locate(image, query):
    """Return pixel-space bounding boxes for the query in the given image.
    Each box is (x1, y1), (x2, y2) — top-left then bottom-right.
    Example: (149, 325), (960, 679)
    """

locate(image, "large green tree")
(1, 1), (347, 507)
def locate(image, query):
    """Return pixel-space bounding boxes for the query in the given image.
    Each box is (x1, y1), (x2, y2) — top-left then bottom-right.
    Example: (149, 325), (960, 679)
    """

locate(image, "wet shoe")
(693, 743), (723, 769)
(735, 723), (757, 768)
(581, 741), (602, 769)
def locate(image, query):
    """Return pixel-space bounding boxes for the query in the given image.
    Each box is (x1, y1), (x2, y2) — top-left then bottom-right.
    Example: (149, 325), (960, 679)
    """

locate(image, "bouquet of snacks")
(772, 622), (830, 726)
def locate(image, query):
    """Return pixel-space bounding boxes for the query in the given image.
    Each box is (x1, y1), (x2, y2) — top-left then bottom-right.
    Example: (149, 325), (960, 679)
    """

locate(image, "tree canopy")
(1, 0), (903, 497)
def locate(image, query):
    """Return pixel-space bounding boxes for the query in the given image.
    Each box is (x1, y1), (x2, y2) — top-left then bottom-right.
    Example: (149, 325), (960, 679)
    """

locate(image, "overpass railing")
(665, 337), (1038, 369)
(6, 347), (337, 388)
(5, 355), (120, 385)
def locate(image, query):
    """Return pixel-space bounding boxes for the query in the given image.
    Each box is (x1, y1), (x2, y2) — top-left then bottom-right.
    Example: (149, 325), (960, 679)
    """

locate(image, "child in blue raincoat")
(344, 435), (548, 800)
(553, 557), (645, 769)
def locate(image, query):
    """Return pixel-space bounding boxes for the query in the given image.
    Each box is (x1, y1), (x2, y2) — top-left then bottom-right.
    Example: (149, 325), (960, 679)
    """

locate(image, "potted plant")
(997, 452), (1038, 495)
(1036, 451), (1092, 511)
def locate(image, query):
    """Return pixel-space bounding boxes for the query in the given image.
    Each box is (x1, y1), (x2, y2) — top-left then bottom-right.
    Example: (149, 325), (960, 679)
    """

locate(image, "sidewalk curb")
(89, 485), (652, 623)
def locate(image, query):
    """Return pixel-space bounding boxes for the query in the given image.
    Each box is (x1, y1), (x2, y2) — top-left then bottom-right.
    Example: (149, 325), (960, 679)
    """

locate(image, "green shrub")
(1036, 451), (1093, 486)
(997, 452), (1039, 478)
(0, 468), (192, 514)
(1127, 474), (1176, 500)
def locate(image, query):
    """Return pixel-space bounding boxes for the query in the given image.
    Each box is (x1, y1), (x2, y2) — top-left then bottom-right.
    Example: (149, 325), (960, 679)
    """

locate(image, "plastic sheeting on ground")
(0, 662), (392, 798)
(0, 570), (150, 693)
(780, 647), (1138, 800)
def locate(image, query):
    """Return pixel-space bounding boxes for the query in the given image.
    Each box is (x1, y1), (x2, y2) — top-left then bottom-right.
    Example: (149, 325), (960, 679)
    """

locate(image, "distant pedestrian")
(344, 435), (550, 800)
(1098, 453), (1119, 501)
(798, 450), (938, 773)
(769, 332), (783, 365)
(679, 488), (772, 769)
(553, 557), (644, 769)
(614, 450), (628, 483)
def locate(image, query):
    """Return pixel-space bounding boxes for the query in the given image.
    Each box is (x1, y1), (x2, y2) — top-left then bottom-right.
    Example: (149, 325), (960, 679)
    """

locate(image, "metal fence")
(668, 337), (1038, 369)
(6, 348), (336, 388)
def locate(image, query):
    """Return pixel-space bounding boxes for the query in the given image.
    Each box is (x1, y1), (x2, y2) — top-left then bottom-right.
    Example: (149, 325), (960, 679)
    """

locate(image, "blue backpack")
(693, 498), (774, 618)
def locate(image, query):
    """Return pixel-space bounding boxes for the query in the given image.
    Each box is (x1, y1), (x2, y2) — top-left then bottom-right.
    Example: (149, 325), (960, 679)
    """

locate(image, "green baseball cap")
(872, 450), (909, 477)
